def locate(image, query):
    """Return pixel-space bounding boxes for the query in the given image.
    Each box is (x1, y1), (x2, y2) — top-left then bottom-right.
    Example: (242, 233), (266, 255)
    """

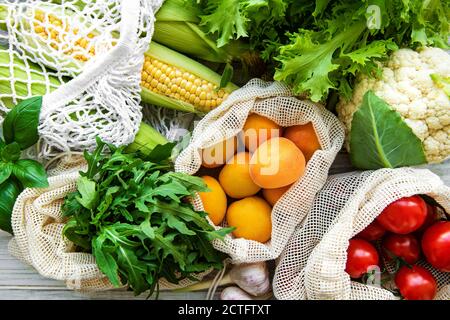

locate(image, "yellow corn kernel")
(32, 9), (97, 63)
(140, 55), (232, 112)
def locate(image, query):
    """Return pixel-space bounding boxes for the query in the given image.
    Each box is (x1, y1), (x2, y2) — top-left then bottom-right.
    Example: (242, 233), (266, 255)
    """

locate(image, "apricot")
(202, 136), (238, 168)
(262, 185), (292, 207)
(283, 122), (321, 162)
(219, 152), (261, 199)
(226, 196), (272, 243)
(198, 176), (227, 225)
(243, 113), (282, 152)
(249, 137), (305, 189)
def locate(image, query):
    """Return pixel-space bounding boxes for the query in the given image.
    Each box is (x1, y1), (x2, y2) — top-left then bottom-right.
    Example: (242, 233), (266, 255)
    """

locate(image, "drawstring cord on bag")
(206, 259), (229, 300)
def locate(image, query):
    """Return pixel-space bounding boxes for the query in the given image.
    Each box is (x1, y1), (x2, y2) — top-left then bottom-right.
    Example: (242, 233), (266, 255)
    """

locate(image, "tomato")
(357, 220), (386, 241)
(345, 239), (379, 279)
(376, 196), (427, 234)
(422, 221), (450, 272)
(382, 233), (420, 264)
(395, 265), (437, 300)
(416, 203), (439, 235)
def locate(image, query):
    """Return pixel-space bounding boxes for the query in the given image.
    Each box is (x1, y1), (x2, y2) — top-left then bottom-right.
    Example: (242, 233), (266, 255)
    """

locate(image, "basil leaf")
(350, 91), (427, 169)
(3, 96), (42, 150)
(1, 142), (21, 163)
(0, 163), (13, 185)
(75, 176), (98, 210)
(12, 159), (49, 188)
(0, 138), (5, 150)
(0, 179), (21, 234)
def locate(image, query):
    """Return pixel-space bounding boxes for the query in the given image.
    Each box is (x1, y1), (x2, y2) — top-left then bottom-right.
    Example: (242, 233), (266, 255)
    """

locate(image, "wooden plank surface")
(0, 153), (448, 300)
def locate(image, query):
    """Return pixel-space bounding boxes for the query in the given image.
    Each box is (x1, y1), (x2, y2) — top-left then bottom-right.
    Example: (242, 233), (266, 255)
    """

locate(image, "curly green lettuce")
(193, 0), (449, 102)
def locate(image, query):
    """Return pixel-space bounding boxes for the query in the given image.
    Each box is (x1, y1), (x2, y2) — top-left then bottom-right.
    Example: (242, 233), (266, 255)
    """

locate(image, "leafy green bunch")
(62, 138), (232, 296)
(0, 97), (49, 233)
(194, 0), (449, 102)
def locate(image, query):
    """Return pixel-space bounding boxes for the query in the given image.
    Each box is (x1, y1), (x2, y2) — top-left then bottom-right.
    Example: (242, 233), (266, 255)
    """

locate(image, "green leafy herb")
(75, 176), (98, 210)
(1, 142), (21, 162)
(2, 96), (42, 149)
(62, 138), (232, 296)
(0, 179), (21, 233)
(349, 91), (427, 169)
(12, 159), (49, 188)
(0, 96), (48, 233)
(0, 162), (13, 185)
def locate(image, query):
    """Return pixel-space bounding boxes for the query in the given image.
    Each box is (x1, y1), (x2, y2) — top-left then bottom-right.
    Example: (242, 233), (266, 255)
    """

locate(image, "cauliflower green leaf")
(350, 91), (427, 169)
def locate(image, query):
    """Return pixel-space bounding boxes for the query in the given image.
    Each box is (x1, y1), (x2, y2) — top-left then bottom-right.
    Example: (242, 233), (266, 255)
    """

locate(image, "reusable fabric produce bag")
(175, 79), (345, 264)
(8, 157), (211, 291)
(2, 0), (210, 292)
(273, 168), (450, 300)
(0, 0), (159, 158)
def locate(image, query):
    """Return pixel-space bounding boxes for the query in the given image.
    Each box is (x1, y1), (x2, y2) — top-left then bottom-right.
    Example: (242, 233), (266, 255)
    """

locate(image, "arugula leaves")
(0, 96), (49, 233)
(62, 138), (232, 296)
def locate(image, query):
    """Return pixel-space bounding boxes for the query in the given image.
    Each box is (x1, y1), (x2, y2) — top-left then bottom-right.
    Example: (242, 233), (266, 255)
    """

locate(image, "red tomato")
(345, 239), (379, 279)
(376, 196), (427, 234)
(416, 203), (439, 235)
(422, 221), (450, 272)
(395, 265), (437, 300)
(382, 233), (420, 264)
(357, 220), (386, 241)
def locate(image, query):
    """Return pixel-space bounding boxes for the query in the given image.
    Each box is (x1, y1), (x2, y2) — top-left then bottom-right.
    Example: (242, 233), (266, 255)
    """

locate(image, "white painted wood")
(0, 153), (447, 300)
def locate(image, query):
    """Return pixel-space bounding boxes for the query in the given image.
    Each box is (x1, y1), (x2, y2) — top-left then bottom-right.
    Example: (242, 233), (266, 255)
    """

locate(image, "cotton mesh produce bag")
(273, 168), (450, 300)
(0, 0), (161, 158)
(175, 79), (345, 264)
(8, 156), (212, 291)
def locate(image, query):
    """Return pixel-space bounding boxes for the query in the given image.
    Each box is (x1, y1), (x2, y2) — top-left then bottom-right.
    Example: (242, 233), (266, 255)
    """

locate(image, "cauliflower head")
(337, 47), (450, 163)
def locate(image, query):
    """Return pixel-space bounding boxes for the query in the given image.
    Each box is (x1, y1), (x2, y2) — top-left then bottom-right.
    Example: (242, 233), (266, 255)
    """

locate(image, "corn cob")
(32, 7), (97, 63)
(153, 0), (234, 63)
(141, 42), (237, 113)
(0, 48), (63, 108)
(0, 47), (167, 155)
(0, 2), (238, 114)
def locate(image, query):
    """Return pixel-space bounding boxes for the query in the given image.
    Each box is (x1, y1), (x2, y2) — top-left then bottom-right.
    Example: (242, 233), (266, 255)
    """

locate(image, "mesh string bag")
(273, 168), (450, 300)
(0, 0), (161, 158)
(175, 79), (345, 264)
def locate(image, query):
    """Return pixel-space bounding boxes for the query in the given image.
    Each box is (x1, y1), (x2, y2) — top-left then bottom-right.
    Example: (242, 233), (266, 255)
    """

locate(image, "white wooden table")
(0, 153), (448, 300)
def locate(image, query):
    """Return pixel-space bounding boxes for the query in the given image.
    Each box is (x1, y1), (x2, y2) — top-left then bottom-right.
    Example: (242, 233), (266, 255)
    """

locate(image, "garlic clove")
(220, 286), (253, 300)
(230, 262), (271, 296)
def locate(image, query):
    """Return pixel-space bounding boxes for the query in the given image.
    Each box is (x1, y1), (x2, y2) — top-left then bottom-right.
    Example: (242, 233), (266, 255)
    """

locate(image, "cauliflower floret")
(337, 47), (450, 163)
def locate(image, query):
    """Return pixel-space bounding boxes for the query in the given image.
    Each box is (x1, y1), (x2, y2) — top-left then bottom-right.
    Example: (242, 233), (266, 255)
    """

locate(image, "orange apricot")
(202, 136), (237, 168)
(242, 113), (282, 152)
(283, 122), (321, 162)
(262, 185), (292, 206)
(249, 137), (305, 189)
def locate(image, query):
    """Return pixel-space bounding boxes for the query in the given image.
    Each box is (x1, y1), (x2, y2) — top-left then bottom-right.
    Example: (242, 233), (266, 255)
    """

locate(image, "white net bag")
(175, 79), (345, 264)
(273, 168), (450, 300)
(0, 0), (162, 158)
(8, 157), (211, 291)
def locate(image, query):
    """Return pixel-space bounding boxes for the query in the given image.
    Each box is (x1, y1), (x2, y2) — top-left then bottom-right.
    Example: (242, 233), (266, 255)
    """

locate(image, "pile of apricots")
(198, 113), (321, 243)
